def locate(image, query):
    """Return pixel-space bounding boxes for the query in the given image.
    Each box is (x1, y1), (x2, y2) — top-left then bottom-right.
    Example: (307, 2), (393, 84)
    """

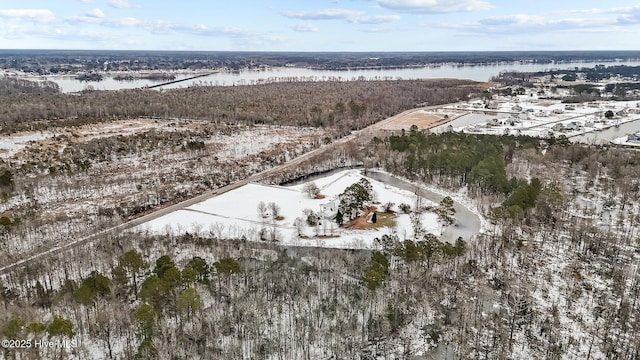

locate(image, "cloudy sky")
(1, 0), (639, 51)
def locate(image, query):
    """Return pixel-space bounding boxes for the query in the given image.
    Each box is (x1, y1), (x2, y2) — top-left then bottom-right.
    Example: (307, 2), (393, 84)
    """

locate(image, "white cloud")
(377, 0), (493, 13)
(617, 6), (640, 25)
(108, 0), (133, 9)
(66, 15), (141, 27)
(112, 17), (141, 27)
(172, 24), (283, 47)
(282, 8), (400, 25)
(66, 15), (100, 25)
(0, 24), (111, 42)
(478, 14), (546, 27)
(147, 20), (177, 35)
(2, 7), (279, 49)
(0, 9), (56, 23)
(178, 25), (257, 39)
(66, 14), (277, 44)
(549, 5), (640, 26)
(555, 6), (637, 15)
(49, 30), (113, 42)
(139, 21), (283, 47)
(86, 8), (104, 18)
(351, 15), (400, 24)
(282, 8), (363, 21)
(289, 23), (319, 32)
(362, 26), (396, 33)
(441, 13), (616, 35)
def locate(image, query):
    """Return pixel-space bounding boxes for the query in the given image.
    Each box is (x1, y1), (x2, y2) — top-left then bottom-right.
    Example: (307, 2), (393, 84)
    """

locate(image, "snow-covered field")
(135, 169), (442, 249)
(208, 125), (325, 161)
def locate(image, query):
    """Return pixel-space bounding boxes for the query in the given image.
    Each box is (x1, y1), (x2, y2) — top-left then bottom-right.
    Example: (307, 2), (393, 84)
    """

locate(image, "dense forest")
(0, 78), (483, 134)
(0, 78), (60, 96)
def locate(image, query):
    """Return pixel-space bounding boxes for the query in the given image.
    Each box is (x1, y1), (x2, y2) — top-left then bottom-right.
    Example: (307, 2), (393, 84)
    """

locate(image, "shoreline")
(4, 57), (640, 80)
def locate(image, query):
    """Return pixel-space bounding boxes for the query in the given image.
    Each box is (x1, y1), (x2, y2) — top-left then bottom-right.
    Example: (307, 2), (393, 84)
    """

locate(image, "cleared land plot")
(381, 110), (453, 130)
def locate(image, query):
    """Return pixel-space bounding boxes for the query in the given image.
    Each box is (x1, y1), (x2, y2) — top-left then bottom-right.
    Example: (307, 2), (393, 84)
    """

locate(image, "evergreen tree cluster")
(388, 131), (541, 194)
(361, 251), (390, 290)
(2, 315), (75, 343)
(338, 178), (373, 220)
(375, 234), (466, 273)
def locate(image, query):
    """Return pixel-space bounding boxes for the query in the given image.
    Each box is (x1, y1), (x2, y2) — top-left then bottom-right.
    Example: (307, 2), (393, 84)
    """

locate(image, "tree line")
(0, 78), (484, 134)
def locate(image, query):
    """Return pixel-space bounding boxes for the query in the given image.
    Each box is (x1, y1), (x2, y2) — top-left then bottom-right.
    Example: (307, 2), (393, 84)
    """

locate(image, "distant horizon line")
(1, 49), (640, 54)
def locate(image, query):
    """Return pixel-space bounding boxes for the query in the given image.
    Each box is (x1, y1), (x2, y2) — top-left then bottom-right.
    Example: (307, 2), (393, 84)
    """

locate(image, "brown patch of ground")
(382, 110), (454, 131)
(314, 194), (326, 200)
(16, 117), (212, 160)
(316, 235), (341, 239)
(374, 212), (396, 228)
(476, 82), (496, 89)
(341, 206), (396, 230)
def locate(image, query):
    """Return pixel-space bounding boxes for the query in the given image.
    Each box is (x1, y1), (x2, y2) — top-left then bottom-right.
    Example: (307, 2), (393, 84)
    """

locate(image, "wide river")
(32, 59), (640, 93)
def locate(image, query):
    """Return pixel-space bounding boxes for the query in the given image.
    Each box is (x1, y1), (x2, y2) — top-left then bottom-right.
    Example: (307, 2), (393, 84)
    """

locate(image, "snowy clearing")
(135, 169), (444, 249)
(0, 132), (52, 158)
(611, 134), (640, 147)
